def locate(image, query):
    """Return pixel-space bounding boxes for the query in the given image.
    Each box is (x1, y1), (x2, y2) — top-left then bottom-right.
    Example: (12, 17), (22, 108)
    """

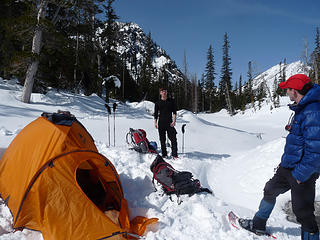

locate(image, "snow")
(0, 77), (318, 240)
(153, 56), (169, 69)
(104, 75), (121, 88)
(252, 60), (309, 95)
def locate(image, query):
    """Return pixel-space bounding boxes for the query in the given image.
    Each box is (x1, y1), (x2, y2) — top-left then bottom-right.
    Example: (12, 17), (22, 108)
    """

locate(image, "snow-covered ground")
(0, 77), (317, 240)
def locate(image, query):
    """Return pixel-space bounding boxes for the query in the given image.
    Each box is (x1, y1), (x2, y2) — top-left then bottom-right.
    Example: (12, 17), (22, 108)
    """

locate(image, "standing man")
(239, 74), (320, 240)
(154, 87), (178, 159)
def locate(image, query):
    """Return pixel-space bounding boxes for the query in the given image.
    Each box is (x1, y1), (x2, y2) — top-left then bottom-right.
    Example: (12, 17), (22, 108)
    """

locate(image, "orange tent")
(0, 112), (157, 240)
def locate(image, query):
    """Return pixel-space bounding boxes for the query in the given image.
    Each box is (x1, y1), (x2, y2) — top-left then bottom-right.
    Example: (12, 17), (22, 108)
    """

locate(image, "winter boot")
(238, 216), (267, 236)
(301, 230), (320, 240)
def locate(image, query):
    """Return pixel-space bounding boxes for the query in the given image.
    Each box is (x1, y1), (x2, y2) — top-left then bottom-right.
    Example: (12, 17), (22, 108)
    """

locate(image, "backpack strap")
(199, 188), (213, 194)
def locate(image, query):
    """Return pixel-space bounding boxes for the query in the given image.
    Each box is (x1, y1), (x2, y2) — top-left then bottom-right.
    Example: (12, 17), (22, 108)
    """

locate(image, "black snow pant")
(158, 124), (177, 157)
(262, 166), (319, 233)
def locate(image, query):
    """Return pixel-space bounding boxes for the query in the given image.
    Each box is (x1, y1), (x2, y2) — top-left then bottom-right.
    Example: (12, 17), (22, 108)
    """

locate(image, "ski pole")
(105, 104), (111, 147)
(181, 124), (186, 154)
(113, 102), (117, 147)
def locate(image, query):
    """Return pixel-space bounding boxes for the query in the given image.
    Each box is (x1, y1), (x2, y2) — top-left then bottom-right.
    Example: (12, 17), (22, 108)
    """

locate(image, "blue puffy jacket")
(281, 84), (320, 182)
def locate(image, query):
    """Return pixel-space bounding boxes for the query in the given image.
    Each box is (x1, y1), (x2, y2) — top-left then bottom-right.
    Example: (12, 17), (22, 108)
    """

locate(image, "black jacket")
(154, 99), (177, 125)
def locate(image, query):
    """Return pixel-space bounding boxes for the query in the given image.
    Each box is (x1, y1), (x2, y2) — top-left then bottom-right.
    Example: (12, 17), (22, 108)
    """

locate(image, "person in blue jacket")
(239, 74), (320, 240)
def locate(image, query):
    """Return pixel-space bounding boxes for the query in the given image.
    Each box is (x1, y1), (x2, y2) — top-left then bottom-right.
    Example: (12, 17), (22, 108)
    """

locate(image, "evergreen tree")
(183, 50), (189, 109)
(139, 32), (155, 100)
(246, 61), (254, 105)
(2, 0), (108, 102)
(159, 65), (169, 89)
(277, 61), (286, 96)
(238, 75), (246, 112)
(101, 0), (120, 102)
(40, 2), (79, 91)
(257, 83), (266, 110)
(234, 81), (238, 96)
(50, 0), (105, 95)
(204, 44), (215, 112)
(191, 74), (198, 113)
(172, 73), (185, 110)
(0, 0), (33, 79)
(197, 79), (203, 112)
(273, 76), (280, 108)
(86, 0), (105, 96)
(242, 61), (255, 111)
(199, 73), (205, 112)
(0, 0), (188, 108)
(278, 59), (287, 96)
(21, 0), (77, 103)
(316, 27), (320, 51)
(219, 33), (233, 114)
(247, 61), (253, 84)
(310, 27), (320, 84)
(238, 74), (242, 96)
(282, 58), (287, 94)
(233, 79), (239, 111)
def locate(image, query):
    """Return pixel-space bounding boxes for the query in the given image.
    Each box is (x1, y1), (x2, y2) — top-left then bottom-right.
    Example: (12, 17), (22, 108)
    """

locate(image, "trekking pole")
(113, 102), (117, 147)
(105, 104), (111, 147)
(181, 124), (186, 154)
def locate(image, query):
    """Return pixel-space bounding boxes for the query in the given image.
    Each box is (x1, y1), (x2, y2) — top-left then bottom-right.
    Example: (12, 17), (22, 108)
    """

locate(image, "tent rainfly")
(0, 112), (157, 240)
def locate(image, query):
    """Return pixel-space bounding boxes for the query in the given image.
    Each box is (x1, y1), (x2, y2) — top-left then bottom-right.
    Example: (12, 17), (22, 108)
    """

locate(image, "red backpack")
(126, 128), (157, 153)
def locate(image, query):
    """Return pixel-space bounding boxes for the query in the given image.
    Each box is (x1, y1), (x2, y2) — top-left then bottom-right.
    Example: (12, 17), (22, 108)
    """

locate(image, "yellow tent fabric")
(0, 113), (157, 240)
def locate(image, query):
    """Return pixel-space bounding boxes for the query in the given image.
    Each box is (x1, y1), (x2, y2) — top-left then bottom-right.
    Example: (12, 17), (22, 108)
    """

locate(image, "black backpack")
(150, 155), (212, 202)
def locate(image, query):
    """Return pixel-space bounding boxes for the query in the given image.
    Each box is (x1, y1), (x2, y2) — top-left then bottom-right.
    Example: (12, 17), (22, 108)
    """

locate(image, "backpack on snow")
(126, 128), (157, 154)
(150, 155), (212, 202)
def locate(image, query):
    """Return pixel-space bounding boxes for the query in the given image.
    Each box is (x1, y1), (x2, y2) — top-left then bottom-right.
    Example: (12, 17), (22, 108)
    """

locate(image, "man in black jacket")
(154, 87), (178, 158)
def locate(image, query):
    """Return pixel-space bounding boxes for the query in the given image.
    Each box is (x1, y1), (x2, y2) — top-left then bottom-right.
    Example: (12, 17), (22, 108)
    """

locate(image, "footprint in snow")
(0, 127), (21, 136)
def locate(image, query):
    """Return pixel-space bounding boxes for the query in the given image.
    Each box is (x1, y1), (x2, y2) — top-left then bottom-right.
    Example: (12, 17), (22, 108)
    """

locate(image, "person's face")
(160, 89), (167, 99)
(287, 88), (297, 102)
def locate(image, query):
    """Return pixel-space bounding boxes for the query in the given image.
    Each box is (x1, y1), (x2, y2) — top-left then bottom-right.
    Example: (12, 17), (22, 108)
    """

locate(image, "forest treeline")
(0, 0), (319, 114)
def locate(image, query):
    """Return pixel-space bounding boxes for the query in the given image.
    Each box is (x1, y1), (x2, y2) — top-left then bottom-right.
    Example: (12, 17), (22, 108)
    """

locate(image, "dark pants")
(158, 124), (177, 157)
(258, 166), (319, 233)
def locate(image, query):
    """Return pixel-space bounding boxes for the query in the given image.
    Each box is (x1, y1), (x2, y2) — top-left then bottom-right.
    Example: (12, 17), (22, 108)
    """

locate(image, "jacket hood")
(289, 84), (320, 112)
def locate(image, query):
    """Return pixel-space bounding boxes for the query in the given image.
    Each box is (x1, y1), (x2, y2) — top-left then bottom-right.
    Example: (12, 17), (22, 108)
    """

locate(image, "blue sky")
(113, 0), (320, 86)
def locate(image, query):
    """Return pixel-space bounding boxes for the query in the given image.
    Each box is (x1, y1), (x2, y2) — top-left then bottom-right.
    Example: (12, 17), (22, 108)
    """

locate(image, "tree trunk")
(22, 60), (40, 103)
(314, 60), (319, 84)
(192, 75), (198, 113)
(225, 82), (233, 115)
(209, 93), (212, 112)
(21, 0), (48, 103)
(122, 54), (125, 99)
(74, 32), (79, 93)
(183, 50), (188, 106)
